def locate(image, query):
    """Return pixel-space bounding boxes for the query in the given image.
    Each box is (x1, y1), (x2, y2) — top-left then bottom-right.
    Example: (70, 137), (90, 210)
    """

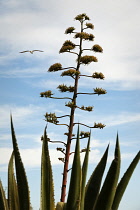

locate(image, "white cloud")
(0, 0), (140, 90)
(0, 147), (65, 172)
(80, 111), (140, 128)
(0, 145), (137, 172)
(90, 139), (140, 149)
(105, 112), (140, 127)
(0, 67), (46, 78)
(0, 134), (11, 141)
(0, 133), (42, 146)
(0, 9), (65, 58)
(121, 152), (138, 160)
(0, 148), (12, 165)
(35, 78), (75, 90)
(0, 104), (46, 129)
(90, 139), (110, 148)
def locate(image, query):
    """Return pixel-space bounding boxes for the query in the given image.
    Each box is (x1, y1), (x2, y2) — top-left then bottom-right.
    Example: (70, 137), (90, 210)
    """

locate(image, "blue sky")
(0, 0), (140, 209)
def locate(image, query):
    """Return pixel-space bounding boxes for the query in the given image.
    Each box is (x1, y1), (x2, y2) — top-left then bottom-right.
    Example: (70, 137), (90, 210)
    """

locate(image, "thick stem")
(60, 20), (83, 202)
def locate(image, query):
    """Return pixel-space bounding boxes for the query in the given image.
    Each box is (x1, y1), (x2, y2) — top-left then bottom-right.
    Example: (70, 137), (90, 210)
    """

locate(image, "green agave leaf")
(10, 115), (30, 210)
(66, 126), (82, 210)
(84, 144), (109, 210)
(40, 127), (55, 210)
(0, 179), (9, 210)
(8, 152), (20, 210)
(80, 132), (91, 210)
(56, 202), (66, 210)
(112, 150), (140, 210)
(94, 134), (121, 210)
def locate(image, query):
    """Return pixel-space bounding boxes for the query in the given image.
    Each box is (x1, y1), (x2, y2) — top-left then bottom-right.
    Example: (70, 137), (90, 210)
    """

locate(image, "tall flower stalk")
(40, 13), (106, 202)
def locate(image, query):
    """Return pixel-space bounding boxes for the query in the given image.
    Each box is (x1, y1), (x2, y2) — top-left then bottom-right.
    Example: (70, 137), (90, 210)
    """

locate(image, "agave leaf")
(66, 126), (82, 210)
(0, 180), (9, 210)
(10, 115), (30, 210)
(40, 127), (55, 210)
(56, 202), (66, 210)
(8, 152), (20, 210)
(112, 150), (140, 210)
(80, 132), (91, 210)
(94, 134), (121, 210)
(84, 144), (109, 210)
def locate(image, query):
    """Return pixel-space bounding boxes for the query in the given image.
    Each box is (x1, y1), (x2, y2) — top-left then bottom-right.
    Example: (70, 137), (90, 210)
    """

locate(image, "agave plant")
(0, 117), (139, 210)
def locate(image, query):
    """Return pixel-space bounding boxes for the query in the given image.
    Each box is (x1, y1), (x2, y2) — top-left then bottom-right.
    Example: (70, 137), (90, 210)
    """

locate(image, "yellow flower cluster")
(75, 13), (90, 21)
(59, 40), (76, 53)
(48, 63), (62, 72)
(44, 112), (59, 124)
(61, 69), (80, 77)
(80, 55), (98, 64)
(86, 22), (94, 29)
(80, 105), (93, 112)
(94, 123), (106, 129)
(65, 101), (75, 108)
(40, 90), (53, 98)
(94, 88), (107, 95)
(92, 72), (105, 80)
(75, 32), (94, 41)
(80, 131), (90, 138)
(57, 84), (75, 92)
(92, 44), (103, 53)
(65, 27), (75, 34)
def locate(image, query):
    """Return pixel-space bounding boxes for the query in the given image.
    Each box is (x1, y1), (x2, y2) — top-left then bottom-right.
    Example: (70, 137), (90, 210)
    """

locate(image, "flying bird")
(19, 50), (44, 54)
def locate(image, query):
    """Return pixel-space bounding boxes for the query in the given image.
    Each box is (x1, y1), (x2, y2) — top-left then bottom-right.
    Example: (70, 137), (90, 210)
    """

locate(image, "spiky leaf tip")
(84, 144), (109, 210)
(92, 44), (103, 53)
(80, 133), (91, 210)
(93, 136), (120, 210)
(65, 27), (75, 34)
(92, 72), (105, 80)
(79, 55), (98, 64)
(10, 116), (30, 210)
(112, 150), (140, 210)
(75, 13), (90, 21)
(41, 128), (55, 209)
(48, 63), (62, 72)
(66, 126), (82, 210)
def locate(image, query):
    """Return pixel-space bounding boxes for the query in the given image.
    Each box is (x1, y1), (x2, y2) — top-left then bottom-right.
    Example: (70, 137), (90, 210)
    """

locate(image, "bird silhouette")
(19, 50), (44, 54)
